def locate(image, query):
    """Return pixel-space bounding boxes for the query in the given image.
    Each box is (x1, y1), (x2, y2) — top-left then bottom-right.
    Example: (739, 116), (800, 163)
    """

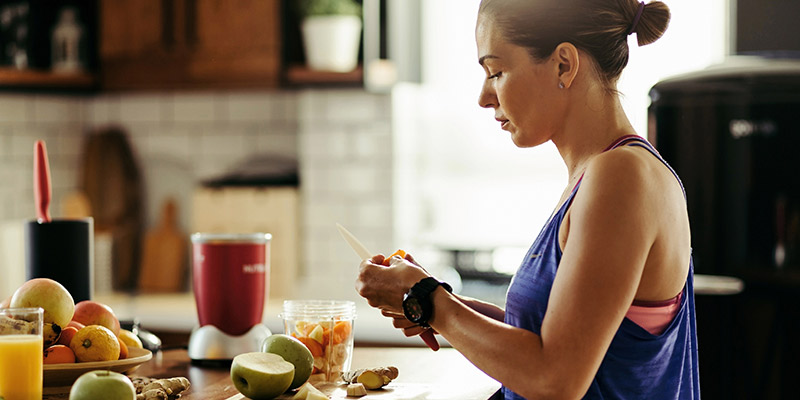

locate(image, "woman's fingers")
(381, 309), (404, 318)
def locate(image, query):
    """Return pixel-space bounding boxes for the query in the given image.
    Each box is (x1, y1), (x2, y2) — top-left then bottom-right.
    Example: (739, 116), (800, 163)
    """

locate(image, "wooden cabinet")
(100, 0), (280, 90)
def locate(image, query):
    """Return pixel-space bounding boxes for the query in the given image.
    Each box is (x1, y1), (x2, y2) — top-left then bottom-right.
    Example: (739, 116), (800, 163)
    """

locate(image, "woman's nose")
(478, 81), (497, 109)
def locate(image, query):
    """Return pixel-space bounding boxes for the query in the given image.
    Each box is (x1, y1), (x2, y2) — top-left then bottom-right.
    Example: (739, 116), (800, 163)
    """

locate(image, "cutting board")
(221, 382), (490, 400)
(138, 198), (187, 292)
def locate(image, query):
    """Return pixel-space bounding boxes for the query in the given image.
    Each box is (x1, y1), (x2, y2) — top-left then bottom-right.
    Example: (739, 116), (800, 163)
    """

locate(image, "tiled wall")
(0, 89), (395, 300)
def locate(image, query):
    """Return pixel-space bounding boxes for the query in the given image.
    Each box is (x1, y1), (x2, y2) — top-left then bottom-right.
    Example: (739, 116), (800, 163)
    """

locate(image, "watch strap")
(411, 277), (452, 297)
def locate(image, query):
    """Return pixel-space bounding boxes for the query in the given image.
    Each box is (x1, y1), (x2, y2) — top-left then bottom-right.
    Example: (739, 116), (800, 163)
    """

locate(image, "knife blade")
(336, 223), (372, 260)
(336, 222), (441, 351)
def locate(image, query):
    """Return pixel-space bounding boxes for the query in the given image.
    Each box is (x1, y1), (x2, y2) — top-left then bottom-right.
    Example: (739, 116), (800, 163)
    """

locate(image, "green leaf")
(295, 0), (362, 17)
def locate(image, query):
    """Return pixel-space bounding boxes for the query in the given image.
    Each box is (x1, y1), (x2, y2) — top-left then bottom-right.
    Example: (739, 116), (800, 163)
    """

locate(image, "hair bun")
(634, 1), (671, 46)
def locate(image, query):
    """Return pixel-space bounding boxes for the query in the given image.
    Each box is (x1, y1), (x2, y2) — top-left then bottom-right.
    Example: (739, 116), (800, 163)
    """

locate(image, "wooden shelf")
(0, 68), (96, 90)
(284, 64), (363, 86)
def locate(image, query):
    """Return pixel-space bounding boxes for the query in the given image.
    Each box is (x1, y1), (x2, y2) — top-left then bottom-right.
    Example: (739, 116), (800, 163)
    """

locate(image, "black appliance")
(649, 57), (800, 399)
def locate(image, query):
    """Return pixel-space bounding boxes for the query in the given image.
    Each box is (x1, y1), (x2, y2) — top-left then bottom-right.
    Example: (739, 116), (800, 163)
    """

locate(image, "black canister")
(25, 218), (93, 302)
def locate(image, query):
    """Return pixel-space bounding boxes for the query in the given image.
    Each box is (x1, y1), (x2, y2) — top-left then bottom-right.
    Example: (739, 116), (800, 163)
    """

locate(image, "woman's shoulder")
(572, 143), (680, 220)
(583, 145), (658, 193)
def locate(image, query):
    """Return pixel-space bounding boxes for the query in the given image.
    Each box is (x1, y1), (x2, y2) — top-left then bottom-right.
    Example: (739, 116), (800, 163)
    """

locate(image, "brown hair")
(479, 0), (671, 85)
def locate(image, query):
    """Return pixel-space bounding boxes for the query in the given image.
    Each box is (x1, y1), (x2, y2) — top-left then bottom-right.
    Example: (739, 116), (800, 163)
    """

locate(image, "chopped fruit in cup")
(289, 319), (354, 381)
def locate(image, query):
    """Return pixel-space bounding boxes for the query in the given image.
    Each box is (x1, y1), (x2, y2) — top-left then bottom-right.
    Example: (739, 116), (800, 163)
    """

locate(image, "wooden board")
(138, 198), (187, 292)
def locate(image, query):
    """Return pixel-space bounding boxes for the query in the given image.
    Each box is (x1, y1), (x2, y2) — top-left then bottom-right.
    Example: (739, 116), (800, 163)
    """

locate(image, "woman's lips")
(500, 120), (509, 130)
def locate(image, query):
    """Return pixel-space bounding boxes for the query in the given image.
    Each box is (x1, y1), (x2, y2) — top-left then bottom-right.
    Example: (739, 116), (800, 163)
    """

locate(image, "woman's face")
(476, 16), (563, 148)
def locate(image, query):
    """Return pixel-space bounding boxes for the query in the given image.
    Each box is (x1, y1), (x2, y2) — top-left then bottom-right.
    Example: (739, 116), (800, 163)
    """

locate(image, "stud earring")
(558, 81), (565, 89)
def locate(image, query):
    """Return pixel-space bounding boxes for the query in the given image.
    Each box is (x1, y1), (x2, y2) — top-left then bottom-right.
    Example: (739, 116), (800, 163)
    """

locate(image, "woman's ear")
(554, 42), (580, 89)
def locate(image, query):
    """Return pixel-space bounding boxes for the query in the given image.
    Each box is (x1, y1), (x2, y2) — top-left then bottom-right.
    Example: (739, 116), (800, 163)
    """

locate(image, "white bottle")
(51, 7), (83, 73)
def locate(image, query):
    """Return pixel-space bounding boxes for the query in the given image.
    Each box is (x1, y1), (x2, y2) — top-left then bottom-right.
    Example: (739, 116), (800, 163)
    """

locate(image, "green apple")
(69, 370), (135, 400)
(231, 352), (295, 400)
(261, 334), (314, 390)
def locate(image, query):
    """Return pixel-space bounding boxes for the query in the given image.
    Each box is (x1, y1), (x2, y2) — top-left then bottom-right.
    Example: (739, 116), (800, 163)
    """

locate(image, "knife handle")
(421, 329), (440, 351)
(34, 140), (51, 223)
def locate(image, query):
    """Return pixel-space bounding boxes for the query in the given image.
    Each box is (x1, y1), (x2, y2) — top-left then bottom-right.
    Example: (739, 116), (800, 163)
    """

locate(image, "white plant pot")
(301, 15), (362, 72)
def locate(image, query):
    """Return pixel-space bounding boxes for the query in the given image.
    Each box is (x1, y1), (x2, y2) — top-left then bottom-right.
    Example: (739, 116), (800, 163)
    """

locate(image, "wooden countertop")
(44, 347), (501, 400)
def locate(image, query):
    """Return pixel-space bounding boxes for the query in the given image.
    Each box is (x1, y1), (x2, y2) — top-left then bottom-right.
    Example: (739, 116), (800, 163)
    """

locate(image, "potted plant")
(296, 0), (363, 72)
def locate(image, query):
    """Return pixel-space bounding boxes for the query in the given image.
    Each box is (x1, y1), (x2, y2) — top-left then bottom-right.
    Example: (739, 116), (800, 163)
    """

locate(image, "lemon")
(70, 325), (120, 362)
(118, 329), (143, 349)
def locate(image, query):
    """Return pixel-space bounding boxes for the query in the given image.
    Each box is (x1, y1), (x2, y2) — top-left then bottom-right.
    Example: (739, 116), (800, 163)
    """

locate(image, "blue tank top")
(503, 135), (700, 399)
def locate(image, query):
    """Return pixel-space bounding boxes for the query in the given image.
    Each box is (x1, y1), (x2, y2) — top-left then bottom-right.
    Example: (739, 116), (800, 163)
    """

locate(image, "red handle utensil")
(34, 140), (52, 223)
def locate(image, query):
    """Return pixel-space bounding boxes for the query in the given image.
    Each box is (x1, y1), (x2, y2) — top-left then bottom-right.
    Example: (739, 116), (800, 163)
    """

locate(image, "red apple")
(68, 320), (86, 330)
(72, 301), (120, 336)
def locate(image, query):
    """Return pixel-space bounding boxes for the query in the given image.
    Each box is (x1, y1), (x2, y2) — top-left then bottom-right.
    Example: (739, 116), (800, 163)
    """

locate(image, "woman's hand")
(355, 253), (429, 315)
(380, 309), (435, 338)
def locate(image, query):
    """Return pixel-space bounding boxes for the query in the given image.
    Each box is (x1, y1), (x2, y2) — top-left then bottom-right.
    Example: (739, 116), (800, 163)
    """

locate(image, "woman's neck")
(551, 83), (635, 180)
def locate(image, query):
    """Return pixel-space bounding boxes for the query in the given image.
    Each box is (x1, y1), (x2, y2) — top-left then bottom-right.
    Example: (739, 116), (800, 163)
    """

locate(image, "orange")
(118, 329), (143, 349)
(296, 336), (323, 357)
(69, 325), (120, 362)
(57, 326), (79, 347)
(118, 337), (129, 360)
(382, 249), (407, 266)
(43, 345), (76, 364)
(332, 321), (352, 344)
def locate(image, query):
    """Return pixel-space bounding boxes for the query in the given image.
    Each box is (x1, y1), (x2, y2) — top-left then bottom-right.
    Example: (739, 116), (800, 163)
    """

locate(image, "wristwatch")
(402, 277), (453, 328)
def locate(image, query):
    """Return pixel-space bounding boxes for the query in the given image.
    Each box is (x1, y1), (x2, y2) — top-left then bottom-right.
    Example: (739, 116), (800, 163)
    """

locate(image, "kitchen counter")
(43, 347), (501, 399)
(95, 293), (442, 347)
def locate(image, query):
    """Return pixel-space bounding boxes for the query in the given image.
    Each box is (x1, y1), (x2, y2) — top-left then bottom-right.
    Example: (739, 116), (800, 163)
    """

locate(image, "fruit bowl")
(43, 347), (152, 387)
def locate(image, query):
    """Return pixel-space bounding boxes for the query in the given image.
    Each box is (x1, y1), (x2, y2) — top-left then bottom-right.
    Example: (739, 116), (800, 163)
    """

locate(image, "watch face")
(403, 296), (424, 322)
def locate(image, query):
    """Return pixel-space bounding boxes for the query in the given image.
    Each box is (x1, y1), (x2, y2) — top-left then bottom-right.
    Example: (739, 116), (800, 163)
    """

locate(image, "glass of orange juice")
(0, 307), (43, 400)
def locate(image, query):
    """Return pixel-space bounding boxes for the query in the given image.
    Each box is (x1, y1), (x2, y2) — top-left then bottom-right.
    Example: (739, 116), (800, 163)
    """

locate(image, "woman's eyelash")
(488, 71), (502, 79)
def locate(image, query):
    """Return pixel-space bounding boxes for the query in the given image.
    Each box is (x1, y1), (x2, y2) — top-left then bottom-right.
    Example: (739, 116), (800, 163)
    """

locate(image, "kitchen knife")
(336, 223), (441, 351)
(33, 140), (52, 223)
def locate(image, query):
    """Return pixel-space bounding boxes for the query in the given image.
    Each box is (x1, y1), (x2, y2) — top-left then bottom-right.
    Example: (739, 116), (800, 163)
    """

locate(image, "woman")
(355, 0), (699, 398)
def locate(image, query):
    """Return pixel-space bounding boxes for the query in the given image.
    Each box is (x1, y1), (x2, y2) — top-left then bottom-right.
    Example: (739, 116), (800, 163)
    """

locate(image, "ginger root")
(132, 376), (190, 400)
(341, 366), (398, 390)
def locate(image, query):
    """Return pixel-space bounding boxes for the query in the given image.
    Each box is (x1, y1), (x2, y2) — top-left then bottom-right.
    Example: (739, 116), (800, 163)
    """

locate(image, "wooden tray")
(44, 347), (152, 387)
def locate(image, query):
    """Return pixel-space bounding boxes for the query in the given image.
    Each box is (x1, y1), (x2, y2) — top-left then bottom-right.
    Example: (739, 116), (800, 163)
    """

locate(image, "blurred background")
(0, 0), (798, 398)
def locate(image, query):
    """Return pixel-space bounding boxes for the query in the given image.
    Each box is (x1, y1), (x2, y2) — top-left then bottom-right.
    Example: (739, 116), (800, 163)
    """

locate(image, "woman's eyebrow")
(478, 55), (499, 66)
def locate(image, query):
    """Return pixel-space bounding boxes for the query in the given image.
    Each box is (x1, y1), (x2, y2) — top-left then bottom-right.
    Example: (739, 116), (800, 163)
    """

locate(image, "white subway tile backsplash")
(54, 129), (85, 158)
(119, 94), (166, 123)
(198, 133), (246, 156)
(1, 89), (396, 292)
(353, 199), (392, 227)
(10, 133), (37, 157)
(0, 95), (32, 123)
(172, 94), (217, 123)
(300, 127), (349, 158)
(227, 92), (288, 122)
(0, 130), (8, 157)
(144, 131), (193, 160)
(353, 129), (390, 159)
(299, 165), (330, 195)
(85, 94), (119, 124)
(32, 96), (81, 124)
(323, 90), (392, 123)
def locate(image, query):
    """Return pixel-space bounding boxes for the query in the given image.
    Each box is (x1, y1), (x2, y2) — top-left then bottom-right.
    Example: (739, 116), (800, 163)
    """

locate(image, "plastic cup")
(0, 307), (44, 400)
(280, 300), (356, 382)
